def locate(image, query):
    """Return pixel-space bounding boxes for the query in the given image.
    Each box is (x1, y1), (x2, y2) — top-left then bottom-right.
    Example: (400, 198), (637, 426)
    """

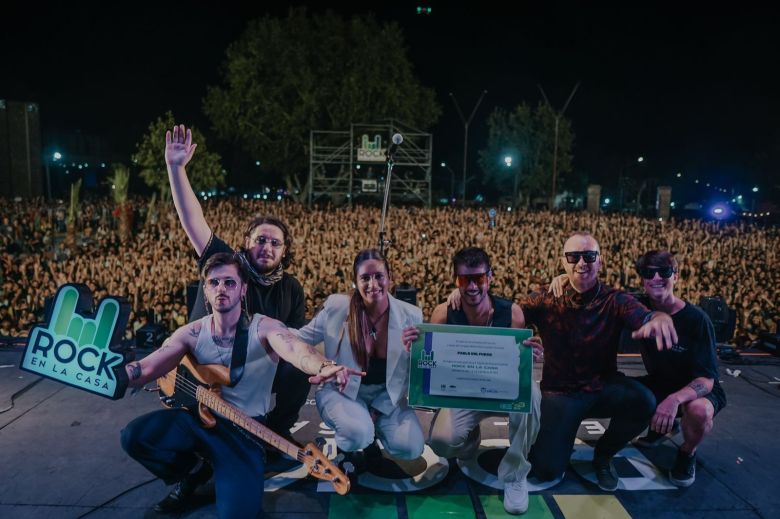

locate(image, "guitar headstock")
(300, 442), (351, 495)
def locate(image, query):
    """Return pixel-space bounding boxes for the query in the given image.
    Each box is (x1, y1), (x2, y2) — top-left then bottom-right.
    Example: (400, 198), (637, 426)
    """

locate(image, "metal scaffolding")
(308, 120), (433, 207)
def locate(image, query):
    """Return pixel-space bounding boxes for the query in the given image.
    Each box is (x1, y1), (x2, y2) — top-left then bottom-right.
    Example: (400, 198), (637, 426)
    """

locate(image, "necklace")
(210, 319), (234, 366)
(366, 305), (389, 340)
(567, 282), (602, 309)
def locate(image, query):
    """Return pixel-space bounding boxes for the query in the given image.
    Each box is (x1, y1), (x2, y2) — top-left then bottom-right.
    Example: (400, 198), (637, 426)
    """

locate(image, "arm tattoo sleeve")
(128, 362), (142, 381)
(688, 381), (708, 398)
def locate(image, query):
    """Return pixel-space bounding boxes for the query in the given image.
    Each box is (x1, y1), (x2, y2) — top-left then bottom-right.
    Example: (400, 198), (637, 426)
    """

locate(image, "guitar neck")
(196, 386), (301, 459)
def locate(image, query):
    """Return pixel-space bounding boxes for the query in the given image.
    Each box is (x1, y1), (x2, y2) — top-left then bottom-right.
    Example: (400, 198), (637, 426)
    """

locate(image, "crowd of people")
(0, 195), (777, 346)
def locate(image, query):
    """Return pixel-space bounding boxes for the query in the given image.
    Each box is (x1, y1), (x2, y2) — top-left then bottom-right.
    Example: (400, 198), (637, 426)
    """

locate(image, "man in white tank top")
(120, 253), (360, 518)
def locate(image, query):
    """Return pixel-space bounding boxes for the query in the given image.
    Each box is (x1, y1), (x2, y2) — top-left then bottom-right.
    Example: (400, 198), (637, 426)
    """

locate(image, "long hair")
(242, 215), (294, 268)
(346, 248), (391, 370)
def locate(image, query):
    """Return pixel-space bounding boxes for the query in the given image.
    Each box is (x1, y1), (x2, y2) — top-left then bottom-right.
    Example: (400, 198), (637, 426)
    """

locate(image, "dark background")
(2, 2), (778, 203)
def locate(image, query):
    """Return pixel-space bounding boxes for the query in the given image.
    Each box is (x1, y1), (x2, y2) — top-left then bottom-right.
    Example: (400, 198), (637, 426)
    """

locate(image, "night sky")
(2, 2), (778, 203)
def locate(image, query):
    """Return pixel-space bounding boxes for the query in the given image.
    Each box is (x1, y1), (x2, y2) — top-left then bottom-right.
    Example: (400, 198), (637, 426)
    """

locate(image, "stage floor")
(1, 349), (778, 519)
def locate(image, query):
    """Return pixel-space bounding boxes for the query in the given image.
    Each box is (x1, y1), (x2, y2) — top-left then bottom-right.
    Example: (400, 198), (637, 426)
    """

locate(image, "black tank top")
(362, 356), (387, 385)
(446, 295), (512, 327)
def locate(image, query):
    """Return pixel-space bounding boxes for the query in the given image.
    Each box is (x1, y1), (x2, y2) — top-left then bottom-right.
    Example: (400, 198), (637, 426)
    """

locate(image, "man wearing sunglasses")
(524, 232), (678, 492)
(425, 247), (542, 515)
(631, 250), (726, 487)
(161, 125), (308, 512)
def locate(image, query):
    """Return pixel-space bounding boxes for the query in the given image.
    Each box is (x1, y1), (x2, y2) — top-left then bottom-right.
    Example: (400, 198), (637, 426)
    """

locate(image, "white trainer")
(503, 477), (529, 515)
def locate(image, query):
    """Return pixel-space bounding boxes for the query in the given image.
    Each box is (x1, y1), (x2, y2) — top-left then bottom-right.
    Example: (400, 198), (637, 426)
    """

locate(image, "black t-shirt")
(189, 234), (306, 328)
(640, 301), (721, 393)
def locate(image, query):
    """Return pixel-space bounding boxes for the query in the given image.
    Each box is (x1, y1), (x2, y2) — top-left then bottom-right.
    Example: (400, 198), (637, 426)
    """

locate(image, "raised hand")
(164, 124), (198, 168)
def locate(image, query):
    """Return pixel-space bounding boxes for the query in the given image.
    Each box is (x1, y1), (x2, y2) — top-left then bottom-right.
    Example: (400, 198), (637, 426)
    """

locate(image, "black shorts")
(635, 375), (726, 416)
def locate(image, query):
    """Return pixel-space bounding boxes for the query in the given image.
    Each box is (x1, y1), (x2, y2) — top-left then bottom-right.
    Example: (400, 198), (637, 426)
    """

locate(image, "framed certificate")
(408, 323), (533, 412)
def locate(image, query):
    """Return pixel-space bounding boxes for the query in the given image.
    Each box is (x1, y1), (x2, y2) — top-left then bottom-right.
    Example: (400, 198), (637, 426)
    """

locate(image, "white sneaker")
(503, 477), (529, 515)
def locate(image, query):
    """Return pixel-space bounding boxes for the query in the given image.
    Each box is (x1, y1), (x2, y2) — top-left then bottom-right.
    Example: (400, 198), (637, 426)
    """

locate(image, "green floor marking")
(554, 494), (631, 519)
(481, 494), (554, 518)
(328, 493), (398, 519)
(406, 494), (474, 518)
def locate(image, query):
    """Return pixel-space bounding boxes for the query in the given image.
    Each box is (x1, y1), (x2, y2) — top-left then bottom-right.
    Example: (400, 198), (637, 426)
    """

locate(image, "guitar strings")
(157, 371), (309, 464)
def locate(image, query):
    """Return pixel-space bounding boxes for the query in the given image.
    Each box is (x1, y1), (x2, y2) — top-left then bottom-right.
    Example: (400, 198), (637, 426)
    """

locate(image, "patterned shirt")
(522, 282), (651, 394)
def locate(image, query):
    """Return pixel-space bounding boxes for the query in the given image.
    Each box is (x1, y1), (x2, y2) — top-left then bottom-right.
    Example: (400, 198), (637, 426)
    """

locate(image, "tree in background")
(204, 8), (440, 199)
(107, 163), (133, 241)
(478, 103), (575, 207)
(133, 112), (224, 199)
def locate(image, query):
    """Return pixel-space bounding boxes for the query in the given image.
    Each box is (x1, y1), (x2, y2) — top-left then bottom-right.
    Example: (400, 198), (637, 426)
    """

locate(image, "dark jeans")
(528, 374), (656, 481)
(121, 409), (265, 519)
(266, 358), (311, 435)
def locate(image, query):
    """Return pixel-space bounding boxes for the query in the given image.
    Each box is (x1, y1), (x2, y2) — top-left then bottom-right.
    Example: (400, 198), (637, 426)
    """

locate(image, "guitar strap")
(227, 314), (250, 387)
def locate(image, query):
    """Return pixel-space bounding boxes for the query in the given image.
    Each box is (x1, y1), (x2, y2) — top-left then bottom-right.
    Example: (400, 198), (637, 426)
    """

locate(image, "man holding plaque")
(424, 247), (542, 515)
(525, 232), (678, 491)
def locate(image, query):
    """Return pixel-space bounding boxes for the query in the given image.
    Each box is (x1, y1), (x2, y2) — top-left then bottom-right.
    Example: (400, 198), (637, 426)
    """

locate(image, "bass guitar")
(157, 353), (350, 495)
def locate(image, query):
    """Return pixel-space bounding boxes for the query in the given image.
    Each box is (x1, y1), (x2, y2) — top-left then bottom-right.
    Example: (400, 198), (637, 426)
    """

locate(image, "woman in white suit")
(296, 248), (425, 462)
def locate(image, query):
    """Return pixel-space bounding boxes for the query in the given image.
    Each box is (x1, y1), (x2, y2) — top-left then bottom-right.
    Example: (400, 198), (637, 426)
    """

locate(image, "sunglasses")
(206, 278), (239, 289)
(564, 251), (599, 264)
(638, 266), (676, 279)
(455, 272), (489, 287)
(253, 235), (284, 248)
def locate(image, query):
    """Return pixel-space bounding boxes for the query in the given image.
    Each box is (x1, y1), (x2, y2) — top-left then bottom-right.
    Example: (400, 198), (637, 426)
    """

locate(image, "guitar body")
(157, 354), (230, 428)
(156, 354), (350, 495)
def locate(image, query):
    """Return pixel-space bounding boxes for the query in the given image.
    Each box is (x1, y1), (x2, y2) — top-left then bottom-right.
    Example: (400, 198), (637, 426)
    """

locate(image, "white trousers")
(428, 382), (541, 482)
(316, 383), (425, 460)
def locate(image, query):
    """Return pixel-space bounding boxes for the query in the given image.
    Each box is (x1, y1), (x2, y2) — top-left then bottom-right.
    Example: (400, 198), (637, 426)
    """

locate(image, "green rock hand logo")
(20, 284), (131, 399)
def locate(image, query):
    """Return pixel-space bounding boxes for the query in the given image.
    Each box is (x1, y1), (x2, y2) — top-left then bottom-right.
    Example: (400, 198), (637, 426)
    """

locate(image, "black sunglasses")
(564, 251), (599, 264)
(638, 266), (676, 280)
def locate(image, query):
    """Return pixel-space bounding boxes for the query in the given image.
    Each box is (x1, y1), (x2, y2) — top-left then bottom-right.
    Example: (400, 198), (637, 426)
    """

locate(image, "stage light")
(710, 204), (730, 220)
(53, 152), (62, 160)
(676, 172), (681, 177)
(753, 186), (759, 192)
(504, 156), (513, 167)
(637, 156), (644, 162)
(255, 161), (260, 166)
(604, 198), (611, 204)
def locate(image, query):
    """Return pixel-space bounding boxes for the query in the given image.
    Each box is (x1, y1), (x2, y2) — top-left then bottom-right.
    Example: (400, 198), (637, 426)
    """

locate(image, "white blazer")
(296, 293), (423, 414)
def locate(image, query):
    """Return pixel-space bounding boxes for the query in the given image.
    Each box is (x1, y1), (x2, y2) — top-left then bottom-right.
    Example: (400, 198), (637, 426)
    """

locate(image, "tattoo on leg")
(128, 362), (142, 381)
(688, 381), (708, 398)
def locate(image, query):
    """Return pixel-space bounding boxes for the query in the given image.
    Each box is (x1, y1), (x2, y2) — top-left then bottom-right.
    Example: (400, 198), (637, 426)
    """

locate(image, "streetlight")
(440, 161), (456, 199)
(45, 150), (62, 200)
(450, 90), (488, 206)
(538, 81), (580, 209)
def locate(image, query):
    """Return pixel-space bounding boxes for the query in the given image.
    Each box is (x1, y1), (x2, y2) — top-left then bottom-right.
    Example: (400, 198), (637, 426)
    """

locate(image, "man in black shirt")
(160, 125), (308, 512)
(632, 250), (726, 487)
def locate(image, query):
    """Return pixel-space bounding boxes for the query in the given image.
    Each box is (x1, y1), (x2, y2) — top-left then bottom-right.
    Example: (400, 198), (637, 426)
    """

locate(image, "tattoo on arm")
(128, 362), (142, 381)
(188, 324), (201, 338)
(688, 381), (708, 398)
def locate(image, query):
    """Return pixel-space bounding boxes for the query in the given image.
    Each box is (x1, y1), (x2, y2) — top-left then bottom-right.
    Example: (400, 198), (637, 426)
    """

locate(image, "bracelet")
(318, 360), (337, 375)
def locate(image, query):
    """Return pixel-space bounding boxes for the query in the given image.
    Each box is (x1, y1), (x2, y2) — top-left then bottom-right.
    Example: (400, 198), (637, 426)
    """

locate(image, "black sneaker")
(154, 461), (214, 513)
(669, 450), (696, 487)
(593, 456), (619, 491)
